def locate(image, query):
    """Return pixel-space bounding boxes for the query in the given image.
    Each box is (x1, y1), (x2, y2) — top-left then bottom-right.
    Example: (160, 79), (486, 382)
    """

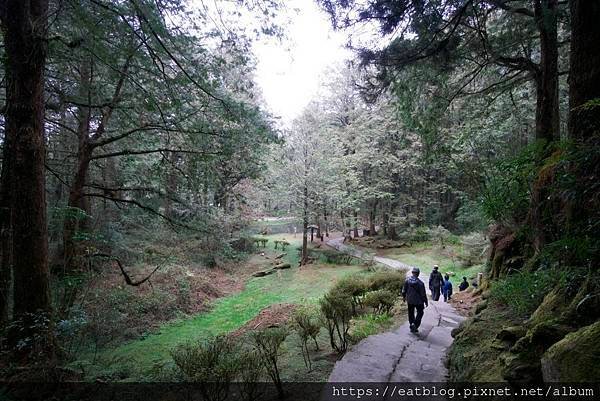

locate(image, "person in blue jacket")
(442, 274), (453, 302)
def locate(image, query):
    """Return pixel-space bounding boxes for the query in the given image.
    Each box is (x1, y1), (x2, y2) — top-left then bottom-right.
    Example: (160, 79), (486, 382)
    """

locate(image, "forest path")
(326, 237), (413, 271)
(325, 237), (465, 383)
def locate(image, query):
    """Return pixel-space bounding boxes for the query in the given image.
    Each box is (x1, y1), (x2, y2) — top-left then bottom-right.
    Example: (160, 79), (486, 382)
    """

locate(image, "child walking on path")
(442, 274), (453, 302)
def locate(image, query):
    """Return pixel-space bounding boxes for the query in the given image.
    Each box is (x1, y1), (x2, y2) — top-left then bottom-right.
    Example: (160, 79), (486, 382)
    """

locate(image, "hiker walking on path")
(429, 265), (444, 301)
(402, 267), (428, 333)
(442, 274), (453, 302)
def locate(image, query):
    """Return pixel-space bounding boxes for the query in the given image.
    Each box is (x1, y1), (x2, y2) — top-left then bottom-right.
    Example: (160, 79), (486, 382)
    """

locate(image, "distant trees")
(257, 62), (508, 239)
(271, 106), (335, 264)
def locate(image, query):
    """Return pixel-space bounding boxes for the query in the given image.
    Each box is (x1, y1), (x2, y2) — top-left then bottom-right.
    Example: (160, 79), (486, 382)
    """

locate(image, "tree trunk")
(63, 144), (92, 272)
(1, 0), (54, 355)
(340, 209), (348, 238)
(388, 225), (397, 240)
(527, 0), (561, 252)
(534, 0), (560, 141)
(316, 215), (321, 239)
(0, 125), (14, 325)
(382, 210), (389, 236)
(352, 210), (359, 238)
(323, 205), (329, 237)
(301, 182), (309, 265)
(164, 152), (178, 219)
(63, 59), (93, 272)
(368, 200), (377, 235)
(568, 0), (600, 141)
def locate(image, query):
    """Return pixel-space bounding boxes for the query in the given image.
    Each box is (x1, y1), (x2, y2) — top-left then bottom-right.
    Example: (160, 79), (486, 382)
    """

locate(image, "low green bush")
(363, 290), (396, 314)
(368, 271), (406, 294)
(411, 226), (431, 242)
(238, 350), (266, 401)
(331, 275), (369, 312)
(489, 269), (561, 316)
(250, 327), (288, 399)
(170, 336), (240, 401)
(291, 307), (321, 370)
(319, 293), (353, 354)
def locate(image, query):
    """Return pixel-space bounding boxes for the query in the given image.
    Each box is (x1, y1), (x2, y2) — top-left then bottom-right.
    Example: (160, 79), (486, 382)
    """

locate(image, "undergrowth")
(489, 269), (563, 316)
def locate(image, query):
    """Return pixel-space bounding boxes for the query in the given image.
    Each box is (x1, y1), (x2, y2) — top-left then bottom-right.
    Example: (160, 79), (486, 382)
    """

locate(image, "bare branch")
(89, 148), (219, 160)
(89, 253), (163, 286)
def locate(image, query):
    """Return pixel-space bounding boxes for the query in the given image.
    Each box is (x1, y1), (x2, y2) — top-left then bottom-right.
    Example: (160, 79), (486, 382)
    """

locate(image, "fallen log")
(252, 269), (276, 277)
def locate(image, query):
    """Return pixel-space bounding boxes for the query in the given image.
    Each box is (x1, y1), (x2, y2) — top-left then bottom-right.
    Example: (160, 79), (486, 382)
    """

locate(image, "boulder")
(474, 300), (488, 315)
(528, 320), (572, 349)
(541, 321), (600, 382)
(496, 326), (527, 343)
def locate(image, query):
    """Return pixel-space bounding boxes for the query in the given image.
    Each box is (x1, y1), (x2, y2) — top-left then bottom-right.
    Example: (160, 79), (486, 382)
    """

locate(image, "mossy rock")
(528, 320), (573, 349)
(501, 353), (543, 383)
(509, 320), (572, 355)
(510, 335), (530, 353)
(541, 321), (600, 382)
(490, 339), (511, 351)
(528, 286), (567, 326)
(474, 300), (488, 315)
(531, 277), (600, 328)
(496, 326), (527, 343)
(563, 276), (600, 324)
(448, 304), (519, 382)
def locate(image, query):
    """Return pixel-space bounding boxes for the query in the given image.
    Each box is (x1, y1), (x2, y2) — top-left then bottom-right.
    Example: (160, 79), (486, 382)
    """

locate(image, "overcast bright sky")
(251, 0), (351, 125)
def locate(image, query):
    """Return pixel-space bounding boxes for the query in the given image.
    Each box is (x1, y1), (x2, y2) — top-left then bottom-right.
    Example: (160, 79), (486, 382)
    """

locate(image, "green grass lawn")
(378, 243), (484, 286)
(74, 234), (370, 380)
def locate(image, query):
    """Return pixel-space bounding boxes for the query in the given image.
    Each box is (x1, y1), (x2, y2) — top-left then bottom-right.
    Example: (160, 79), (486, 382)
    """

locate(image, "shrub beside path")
(326, 237), (466, 382)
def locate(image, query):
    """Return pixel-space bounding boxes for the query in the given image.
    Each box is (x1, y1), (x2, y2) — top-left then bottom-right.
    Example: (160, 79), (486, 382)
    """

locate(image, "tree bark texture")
(534, 0), (560, 141)
(568, 0), (600, 140)
(0, 0), (53, 339)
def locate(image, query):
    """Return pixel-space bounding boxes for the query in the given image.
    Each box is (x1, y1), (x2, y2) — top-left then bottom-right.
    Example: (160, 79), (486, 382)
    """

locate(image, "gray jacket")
(402, 276), (428, 306)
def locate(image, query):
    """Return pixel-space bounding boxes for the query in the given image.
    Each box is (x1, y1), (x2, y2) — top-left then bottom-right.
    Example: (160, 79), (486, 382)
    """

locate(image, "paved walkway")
(326, 237), (465, 383)
(326, 237), (414, 271)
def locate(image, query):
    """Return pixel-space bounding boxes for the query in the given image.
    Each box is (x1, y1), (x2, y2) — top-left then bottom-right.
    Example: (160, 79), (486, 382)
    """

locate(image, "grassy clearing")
(249, 218), (301, 235)
(74, 234), (371, 380)
(378, 244), (484, 286)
